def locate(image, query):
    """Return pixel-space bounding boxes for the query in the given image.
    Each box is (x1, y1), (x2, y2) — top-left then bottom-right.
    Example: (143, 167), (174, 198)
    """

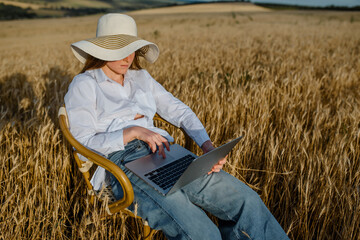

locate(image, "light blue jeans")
(108, 139), (289, 240)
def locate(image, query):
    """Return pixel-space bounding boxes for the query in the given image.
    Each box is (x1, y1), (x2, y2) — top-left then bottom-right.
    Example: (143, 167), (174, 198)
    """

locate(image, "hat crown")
(96, 14), (138, 37)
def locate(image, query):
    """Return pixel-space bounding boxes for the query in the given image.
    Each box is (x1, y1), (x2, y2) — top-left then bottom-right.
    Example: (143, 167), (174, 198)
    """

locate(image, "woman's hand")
(123, 126), (170, 158)
(201, 140), (227, 174)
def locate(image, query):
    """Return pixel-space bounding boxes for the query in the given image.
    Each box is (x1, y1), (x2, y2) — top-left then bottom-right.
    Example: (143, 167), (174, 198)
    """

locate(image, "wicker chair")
(58, 106), (192, 239)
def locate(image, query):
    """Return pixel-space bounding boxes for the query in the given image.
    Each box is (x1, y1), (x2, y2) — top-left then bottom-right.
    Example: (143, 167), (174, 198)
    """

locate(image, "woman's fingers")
(124, 126), (170, 158)
(208, 166), (221, 174)
(157, 135), (170, 159)
(218, 157), (227, 165)
(148, 135), (162, 153)
(163, 140), (170, 151)
(208, 156), (227, 174)
(212, 165), (222, 172)
(158, 144), (166, 159)
(141, 129), (169, 158)
(201, 141), (229, 174)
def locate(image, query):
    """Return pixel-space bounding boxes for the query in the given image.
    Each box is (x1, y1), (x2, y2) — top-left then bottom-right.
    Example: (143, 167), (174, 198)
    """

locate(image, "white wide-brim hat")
(71, 14), (159, 63)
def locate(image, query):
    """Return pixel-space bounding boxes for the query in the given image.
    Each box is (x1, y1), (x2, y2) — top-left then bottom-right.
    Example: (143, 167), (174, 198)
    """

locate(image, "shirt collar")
(93, 68), (109, 83)
(92, 68), (132, 85)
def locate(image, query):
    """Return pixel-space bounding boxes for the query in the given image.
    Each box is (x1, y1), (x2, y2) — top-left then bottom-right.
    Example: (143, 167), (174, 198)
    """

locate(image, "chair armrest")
(59, 113), (134, 212)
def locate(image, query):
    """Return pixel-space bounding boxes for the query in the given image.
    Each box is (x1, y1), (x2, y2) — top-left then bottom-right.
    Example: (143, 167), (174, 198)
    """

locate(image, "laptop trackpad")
(125, 144), (196, 176)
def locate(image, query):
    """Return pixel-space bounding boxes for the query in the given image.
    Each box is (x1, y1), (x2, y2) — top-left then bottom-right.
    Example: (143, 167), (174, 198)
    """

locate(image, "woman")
(65, 13), (289, 240)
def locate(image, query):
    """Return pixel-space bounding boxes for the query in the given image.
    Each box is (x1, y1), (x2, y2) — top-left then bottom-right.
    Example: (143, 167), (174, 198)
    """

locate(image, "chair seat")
(94, 186), (117, 204)
(94, 185), (151, 228)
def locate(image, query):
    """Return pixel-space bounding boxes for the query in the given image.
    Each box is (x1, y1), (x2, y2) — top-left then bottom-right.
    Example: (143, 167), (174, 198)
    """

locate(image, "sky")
(183, 0), (360, 7)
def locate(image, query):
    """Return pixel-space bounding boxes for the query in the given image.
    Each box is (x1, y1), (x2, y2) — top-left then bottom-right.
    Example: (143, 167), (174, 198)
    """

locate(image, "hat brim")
(71, 34), (159, 64)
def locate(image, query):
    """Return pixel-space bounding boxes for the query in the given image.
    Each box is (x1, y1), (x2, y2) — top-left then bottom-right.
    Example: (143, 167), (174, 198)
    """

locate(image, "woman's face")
(104, 52), (135, 76)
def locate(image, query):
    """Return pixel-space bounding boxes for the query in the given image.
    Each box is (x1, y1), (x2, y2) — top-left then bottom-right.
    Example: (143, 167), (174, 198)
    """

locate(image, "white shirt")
(64, 68), (210, 190)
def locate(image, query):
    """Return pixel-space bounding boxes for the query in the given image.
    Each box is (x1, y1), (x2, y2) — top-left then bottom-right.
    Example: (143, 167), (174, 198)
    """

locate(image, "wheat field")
(0, 4), (360, 240)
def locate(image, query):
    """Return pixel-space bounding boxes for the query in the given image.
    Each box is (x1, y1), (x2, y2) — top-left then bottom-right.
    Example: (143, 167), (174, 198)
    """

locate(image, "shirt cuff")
(190, 128), (211, 148)
(106, 129), (125, 154)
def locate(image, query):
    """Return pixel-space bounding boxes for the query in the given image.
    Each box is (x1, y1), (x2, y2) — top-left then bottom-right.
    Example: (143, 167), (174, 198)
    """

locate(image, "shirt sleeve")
(64, 74), (125, 156)
(144, 71), (210, 147)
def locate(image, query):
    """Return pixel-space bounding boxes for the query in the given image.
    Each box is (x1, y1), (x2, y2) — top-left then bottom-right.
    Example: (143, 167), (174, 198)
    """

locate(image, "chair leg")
(143, 225), (155, 240)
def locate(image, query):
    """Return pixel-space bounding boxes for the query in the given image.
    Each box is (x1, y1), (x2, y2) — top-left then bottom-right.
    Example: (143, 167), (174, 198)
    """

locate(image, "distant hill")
(254, 2), (360, 11)
(0, 2), (36, 20)
(0, 0), (252, 20)
(0, 0), (185, 10)
(0, 0), (189, 19)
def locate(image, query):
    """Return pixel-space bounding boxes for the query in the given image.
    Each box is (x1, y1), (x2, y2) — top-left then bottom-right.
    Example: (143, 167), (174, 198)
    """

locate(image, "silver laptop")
(125, 136), (243, 196)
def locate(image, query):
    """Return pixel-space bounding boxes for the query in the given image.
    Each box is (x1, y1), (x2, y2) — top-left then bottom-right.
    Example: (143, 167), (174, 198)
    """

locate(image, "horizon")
(250, 0), (360, 7)
(182, 0), (360, 7)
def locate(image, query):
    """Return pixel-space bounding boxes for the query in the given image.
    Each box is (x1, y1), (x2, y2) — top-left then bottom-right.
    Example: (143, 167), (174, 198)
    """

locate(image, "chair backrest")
(58, 107), (134, 213)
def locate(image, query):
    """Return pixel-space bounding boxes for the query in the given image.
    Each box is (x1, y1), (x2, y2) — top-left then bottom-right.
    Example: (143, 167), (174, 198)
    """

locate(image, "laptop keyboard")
(144, 154), (195, 190)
